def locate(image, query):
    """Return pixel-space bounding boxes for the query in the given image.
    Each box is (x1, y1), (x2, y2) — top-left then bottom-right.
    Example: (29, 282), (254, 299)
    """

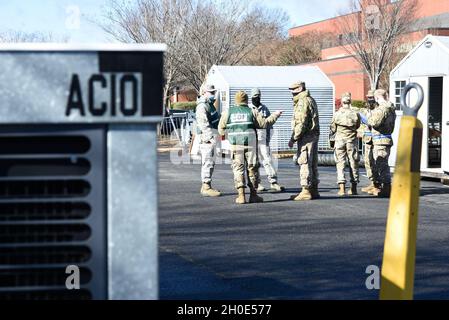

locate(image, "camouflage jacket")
(291, 90), (320, 141)
(250, 103), (272, 144)
(357, 104), (374, 144)
(330, 104), (361, 143)
(195, 96), (220, 143)
(218, 104), (279, 148)
(367, 101), (396, 146)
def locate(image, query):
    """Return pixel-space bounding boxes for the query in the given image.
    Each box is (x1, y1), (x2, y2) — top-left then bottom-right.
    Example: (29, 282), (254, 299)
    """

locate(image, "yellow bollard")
(380, 83), (424, 300)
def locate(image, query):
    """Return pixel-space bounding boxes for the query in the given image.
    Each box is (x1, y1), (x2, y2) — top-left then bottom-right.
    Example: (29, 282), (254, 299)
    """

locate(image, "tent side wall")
(229, 86), (334, 152)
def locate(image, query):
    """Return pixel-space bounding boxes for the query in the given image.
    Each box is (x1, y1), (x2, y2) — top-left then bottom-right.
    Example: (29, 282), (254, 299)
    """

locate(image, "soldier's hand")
(288, 139), (294, 148)
(274, 111), (283, 117)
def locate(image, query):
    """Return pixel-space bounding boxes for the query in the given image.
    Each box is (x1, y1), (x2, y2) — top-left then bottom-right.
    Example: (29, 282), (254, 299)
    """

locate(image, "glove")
(359, 113), (368, 125)
(288, 137), (295, 149)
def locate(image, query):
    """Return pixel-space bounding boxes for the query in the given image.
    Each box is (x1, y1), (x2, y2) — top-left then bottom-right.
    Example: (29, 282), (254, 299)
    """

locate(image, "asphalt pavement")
(158, 152), (449, 300)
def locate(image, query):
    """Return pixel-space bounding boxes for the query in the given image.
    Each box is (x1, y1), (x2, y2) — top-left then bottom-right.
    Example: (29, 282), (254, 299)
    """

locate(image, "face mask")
(252, 97), (261, 106)
(208, 95), (215, 103)
(343, 98), (351, 104)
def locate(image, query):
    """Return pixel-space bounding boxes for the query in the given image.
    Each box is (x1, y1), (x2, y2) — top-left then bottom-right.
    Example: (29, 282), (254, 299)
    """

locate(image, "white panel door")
(409, 77), (429, 171)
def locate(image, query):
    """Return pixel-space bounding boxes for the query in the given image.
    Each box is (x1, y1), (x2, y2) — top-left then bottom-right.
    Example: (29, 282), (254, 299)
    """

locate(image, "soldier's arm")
(329, 115), (337, 134)
(264, 106), (273, 129)
(196, 103), (214, 142)
(218, 110), (229, 136)
(292, 99), (310, 141)
(367, 108), (387, 129)
(253, 108), (279, 129)
(356, 113), (361, 129)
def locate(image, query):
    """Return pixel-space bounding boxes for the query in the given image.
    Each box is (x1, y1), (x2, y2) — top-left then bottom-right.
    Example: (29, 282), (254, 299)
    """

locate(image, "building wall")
(415, 0), (449, 18)
(303, 56), (369, 101)
(289, 0), (449, 37)
(289, 0), (449, 102)
(288, 13), (359, 38)
(170, 89), (197, 103)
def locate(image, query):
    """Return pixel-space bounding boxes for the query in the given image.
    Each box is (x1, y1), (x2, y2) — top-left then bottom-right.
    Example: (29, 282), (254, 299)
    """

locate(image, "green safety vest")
(209, 104), (220, 130)
(226, 105), (255, 146)
(196, 101), (220, 134)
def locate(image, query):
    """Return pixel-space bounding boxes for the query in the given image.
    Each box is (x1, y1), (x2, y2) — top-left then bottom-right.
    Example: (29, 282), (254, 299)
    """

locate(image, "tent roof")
(210, 65), (333, 88)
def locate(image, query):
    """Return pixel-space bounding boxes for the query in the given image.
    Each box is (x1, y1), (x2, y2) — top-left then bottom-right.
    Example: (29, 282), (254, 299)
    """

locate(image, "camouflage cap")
(366, 90), (375, 97)
(251, 88), (261, 97)
(235, 90), (248, 105)
(289, 81), (306, 91)
(342, 92), (352, 99)
(204, 84), (217, 93)
(374, 89), (387, 97)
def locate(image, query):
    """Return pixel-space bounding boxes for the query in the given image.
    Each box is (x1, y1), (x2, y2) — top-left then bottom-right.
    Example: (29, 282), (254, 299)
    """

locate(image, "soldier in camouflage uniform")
(249, 88), (285, 193)
(330, 92), (361, 196)
(288, 81), (320, 201)
(365, 89), (396, 198)
(196, 84), (221, 197)
(358, 90), (378, 193)
(218, 91), (282, 204)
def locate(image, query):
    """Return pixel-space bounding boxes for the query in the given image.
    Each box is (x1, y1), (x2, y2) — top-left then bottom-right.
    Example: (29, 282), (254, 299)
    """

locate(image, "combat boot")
(377, 183), (391, 198)
(235, 188), (246, 204)
(348, 183), (358, 196)
(292, 187), (313, 201)
(310, 185), (321, 199)
(257, 184), (266, 192)
(361, 182), (375, 193)
(249, 189), (264, 203)
(368, 183), (382, 196)
(200, 183), (221, 197)
(338, 183), (346, 197)
(270, 183), (285, 193)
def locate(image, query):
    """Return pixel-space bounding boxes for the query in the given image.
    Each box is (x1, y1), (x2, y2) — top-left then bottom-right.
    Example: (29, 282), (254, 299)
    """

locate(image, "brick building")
(289, 0), (449, 101)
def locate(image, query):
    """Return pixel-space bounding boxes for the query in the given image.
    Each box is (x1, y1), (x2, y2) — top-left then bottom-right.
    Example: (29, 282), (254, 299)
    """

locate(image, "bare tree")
(178, 1), (288, 90)
(274, 31), (334, 66)
(337, 0), (419, 90)
(0, 31), (61, 42)
(102, 0), (191, 107)
(101, 0), (288, 103)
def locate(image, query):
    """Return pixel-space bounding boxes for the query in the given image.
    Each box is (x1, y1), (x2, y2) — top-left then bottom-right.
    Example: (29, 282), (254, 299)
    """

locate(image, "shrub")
(171, 102), (197, 111)
(335, 99), (366, 110)
(351, 100), (366, 109)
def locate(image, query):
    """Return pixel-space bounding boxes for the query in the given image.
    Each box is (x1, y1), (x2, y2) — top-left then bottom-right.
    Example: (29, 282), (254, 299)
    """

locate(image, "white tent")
(389, 35), (449, 178)
(204, 65), (335, 152)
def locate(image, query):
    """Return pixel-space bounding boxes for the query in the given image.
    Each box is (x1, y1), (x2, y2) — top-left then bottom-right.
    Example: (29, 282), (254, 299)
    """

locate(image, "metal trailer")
(203, 65), (335, 153)
(0, 43), (165, 299)
(389, 35), (449, 182)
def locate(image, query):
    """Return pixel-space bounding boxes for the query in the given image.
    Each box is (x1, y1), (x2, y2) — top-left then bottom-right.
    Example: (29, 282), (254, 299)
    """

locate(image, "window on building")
(220, 91), (227, 102)
(394, 80), (406, 110)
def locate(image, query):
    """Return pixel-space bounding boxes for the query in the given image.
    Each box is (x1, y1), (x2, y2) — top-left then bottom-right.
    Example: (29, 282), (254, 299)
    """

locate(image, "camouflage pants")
(296, 134), (319, 188)
(373, 145), (391, 184)
(334, 140), (359, 184)
(200, 142), (215, 184)
(257, 141), (277, 184)
(231, 147), (258, 190)
(364, 143), (377, 182)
